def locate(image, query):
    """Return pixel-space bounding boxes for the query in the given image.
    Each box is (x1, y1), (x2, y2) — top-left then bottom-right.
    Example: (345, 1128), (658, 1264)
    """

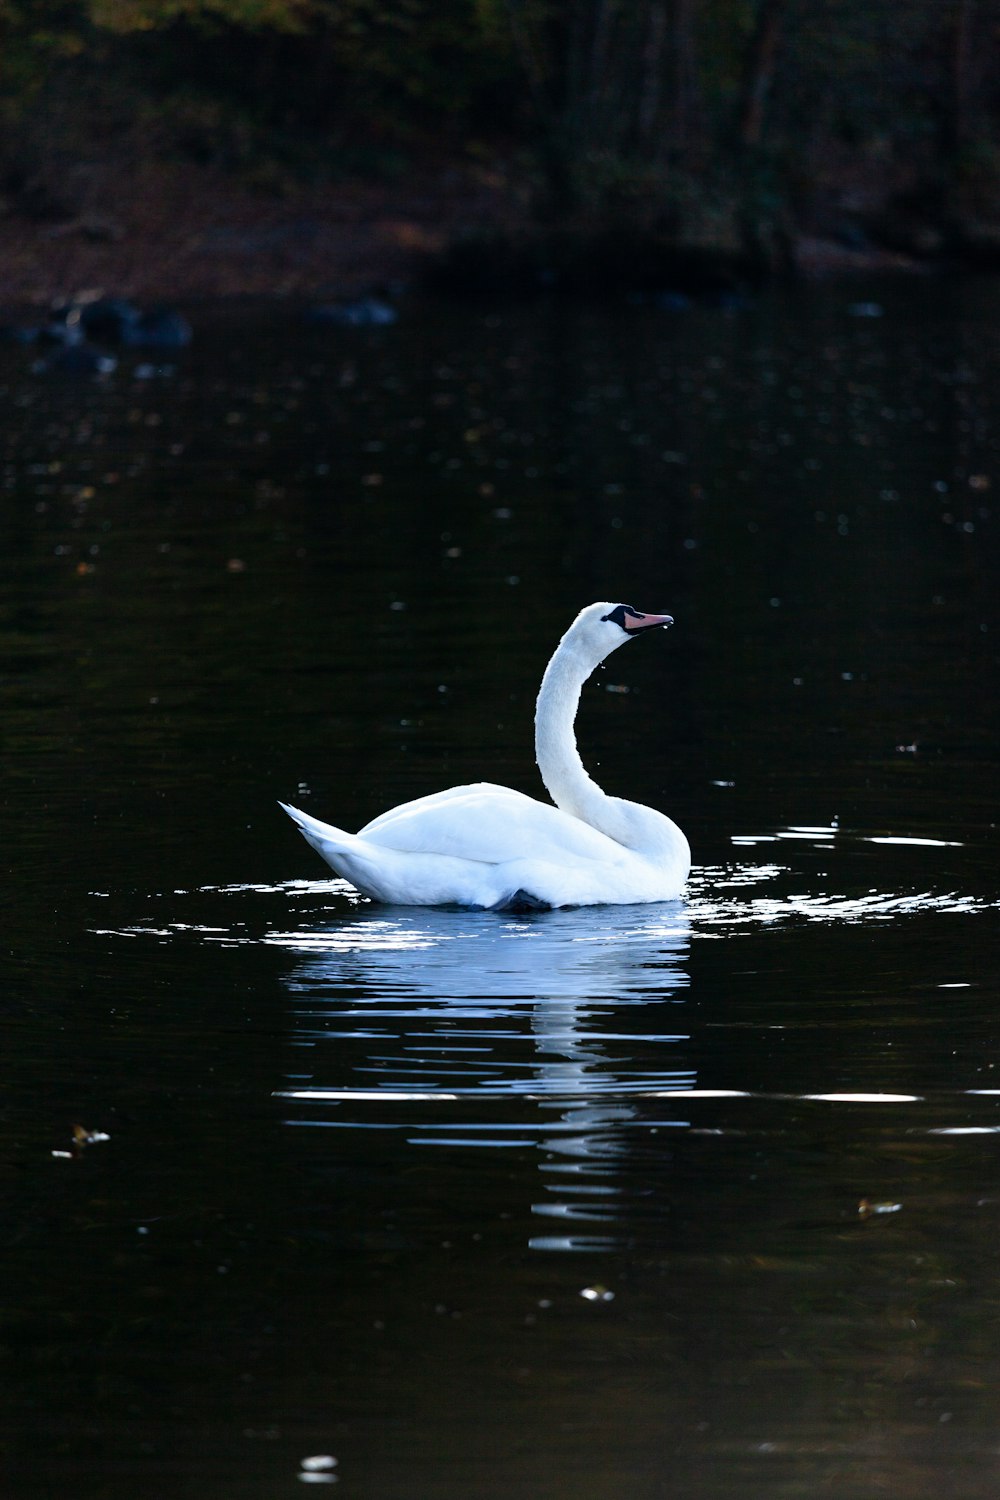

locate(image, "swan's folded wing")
(358, 783), (626, 867)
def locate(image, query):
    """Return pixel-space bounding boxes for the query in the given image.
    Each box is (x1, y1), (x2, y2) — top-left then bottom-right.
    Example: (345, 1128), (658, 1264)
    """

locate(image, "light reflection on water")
(90, 834), (997, 1255)
(267, 901), (692, 1253)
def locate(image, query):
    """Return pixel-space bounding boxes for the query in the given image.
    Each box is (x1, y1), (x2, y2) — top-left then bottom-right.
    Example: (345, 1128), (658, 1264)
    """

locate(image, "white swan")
(280, 601), (690, 910)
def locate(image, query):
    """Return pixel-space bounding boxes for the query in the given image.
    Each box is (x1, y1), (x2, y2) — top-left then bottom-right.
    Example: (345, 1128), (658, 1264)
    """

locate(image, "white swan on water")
(280, 602), (690, 910)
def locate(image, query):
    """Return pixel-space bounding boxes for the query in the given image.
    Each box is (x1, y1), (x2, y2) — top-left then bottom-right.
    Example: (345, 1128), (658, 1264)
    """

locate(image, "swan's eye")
(601, 604), (643, 630)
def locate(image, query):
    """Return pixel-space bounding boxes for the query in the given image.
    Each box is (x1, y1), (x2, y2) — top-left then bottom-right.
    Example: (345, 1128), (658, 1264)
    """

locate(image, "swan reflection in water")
(275, 900), (692, 1250)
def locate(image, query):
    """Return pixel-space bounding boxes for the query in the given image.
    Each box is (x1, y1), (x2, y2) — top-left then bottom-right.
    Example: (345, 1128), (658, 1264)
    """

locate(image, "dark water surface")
(2, 283), (998, 1498)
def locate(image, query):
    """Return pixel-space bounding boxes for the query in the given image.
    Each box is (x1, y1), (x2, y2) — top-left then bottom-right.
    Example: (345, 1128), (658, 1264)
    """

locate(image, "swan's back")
(359, 783), (630, 867)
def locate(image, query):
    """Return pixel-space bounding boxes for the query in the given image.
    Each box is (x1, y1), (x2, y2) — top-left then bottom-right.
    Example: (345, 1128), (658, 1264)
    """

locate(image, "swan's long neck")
(534, 638), (627, 844)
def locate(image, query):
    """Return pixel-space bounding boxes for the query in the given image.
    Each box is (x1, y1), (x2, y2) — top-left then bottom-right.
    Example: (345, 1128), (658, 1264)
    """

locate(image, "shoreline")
(0, 158), (966, 312)
(0, 160), (483, 309)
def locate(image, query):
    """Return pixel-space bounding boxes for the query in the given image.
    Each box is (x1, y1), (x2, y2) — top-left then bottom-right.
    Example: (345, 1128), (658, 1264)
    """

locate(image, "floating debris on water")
(52, 1124), (110, 1160)
(298, 1454), (338, 1484)
(858, 1199), (903, 1219)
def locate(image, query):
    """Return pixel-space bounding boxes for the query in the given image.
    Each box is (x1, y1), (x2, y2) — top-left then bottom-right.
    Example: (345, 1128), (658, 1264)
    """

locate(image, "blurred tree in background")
(3, 0), (1000, 271)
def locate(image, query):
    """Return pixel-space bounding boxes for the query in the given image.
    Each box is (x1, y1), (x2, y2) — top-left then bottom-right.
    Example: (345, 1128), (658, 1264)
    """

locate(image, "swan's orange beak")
(624, 611), (673, 633)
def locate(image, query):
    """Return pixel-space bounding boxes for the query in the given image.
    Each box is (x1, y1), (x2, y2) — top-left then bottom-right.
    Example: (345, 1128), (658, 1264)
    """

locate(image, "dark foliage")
(3, 1), (1000, 271)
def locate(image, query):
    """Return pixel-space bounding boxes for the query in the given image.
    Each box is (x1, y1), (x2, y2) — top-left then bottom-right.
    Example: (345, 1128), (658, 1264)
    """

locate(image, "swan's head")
(566, 601), (674, 665)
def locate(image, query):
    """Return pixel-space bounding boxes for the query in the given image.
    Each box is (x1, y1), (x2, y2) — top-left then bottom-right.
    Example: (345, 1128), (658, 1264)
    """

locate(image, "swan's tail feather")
(279, 801), (476, 905)
(279, 801), (511, 907)
(278, 801), (359, 857)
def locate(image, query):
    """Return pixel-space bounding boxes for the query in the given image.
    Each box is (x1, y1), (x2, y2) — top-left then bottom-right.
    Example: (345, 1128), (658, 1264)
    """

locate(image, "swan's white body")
(281, 602), (690, 909)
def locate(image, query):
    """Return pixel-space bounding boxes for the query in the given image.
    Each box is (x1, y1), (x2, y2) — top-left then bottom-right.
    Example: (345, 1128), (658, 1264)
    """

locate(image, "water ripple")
(82, 825), (999, 1246)
(90, 829), (994, 951)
